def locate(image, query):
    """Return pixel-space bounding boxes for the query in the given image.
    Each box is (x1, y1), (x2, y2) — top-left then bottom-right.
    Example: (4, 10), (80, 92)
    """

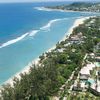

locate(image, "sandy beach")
(61, 17), (90, 41)
(1, 16), (90, 87)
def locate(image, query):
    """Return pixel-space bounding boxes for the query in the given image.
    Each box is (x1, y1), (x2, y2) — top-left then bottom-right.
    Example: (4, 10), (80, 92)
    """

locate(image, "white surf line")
(29, 30), (39, 36)
(40, 18), (68, 31)
(0, 33), (29, 49)
(0, 30), (40, 49)
(34, 7), (68, 12)
(34, 7), (53, 11)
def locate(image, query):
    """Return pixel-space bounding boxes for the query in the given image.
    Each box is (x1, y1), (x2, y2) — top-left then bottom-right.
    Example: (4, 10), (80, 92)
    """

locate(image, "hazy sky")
(0, 0), (99, 3)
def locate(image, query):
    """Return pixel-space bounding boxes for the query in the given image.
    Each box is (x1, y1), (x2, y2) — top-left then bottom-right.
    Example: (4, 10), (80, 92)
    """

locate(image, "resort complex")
(72, 42), (100, 96)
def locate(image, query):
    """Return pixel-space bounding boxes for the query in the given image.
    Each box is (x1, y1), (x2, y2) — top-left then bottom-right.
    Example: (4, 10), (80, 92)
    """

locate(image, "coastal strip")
(1, 16), (90, 87)
(35, 7), (100, 15)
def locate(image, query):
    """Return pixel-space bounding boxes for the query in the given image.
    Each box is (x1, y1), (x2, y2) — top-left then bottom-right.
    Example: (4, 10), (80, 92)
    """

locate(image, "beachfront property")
(72, 63), (95, 91)
(72, 42), (100, 96)
(72, 62), (100, 95)
(79, 67), (90, 80)
(79, 63), (95, 80)
(68, 32), (85, 44)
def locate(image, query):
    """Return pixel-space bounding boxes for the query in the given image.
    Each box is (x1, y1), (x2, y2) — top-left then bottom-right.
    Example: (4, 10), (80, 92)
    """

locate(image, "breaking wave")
(0, 18), (68, 49)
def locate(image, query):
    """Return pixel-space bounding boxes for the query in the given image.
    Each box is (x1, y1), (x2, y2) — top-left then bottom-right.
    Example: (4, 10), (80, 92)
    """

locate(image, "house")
(57, 48), (65, 53)
(79, 63), (96, 80)
(69, 33), (85, 44)
(79, 75), (89, 80)
(80, 67), (90, 78)
(72, 80), (86, 91)
(89, 53), (95, 59)
(80, 82), (85, 88)
(95, 56), (100, 62)
(72, 84), (83, 91)
(86, 63), (95, 70)
(68, 35), (81, 44)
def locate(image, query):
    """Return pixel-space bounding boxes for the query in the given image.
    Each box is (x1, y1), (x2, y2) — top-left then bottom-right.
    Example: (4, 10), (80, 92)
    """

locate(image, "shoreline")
(1, 16), (90, 87)
(35, 7), (100, 14)
(2, 58), (40, 86)
(47, 16), (90, 53)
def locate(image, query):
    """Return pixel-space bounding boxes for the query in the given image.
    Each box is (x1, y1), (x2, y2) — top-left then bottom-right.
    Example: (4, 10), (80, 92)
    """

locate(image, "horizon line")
(0, 0), (99, 4)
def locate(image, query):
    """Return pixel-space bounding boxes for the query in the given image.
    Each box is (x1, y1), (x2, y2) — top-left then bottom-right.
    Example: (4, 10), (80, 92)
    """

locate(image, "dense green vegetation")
(56, 17), (100, 100)
(47, 2), (100, 12)
(0, 16), (100, 100)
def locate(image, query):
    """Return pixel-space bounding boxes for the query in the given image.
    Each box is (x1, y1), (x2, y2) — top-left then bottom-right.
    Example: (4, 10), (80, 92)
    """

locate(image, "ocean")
(0, 2), (99, 85)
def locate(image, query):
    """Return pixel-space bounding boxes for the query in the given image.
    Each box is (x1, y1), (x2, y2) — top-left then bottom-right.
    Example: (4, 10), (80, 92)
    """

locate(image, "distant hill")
(46, 2), (100, 12)
(68, 2), (93, 7)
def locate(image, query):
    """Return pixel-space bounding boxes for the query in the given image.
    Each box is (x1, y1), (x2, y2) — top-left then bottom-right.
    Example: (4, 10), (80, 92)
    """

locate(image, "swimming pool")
(95, 62), (100, 67)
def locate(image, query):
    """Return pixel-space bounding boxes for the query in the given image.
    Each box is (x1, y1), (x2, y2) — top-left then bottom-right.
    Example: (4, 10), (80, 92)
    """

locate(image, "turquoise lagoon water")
(0, 3), (99, 85)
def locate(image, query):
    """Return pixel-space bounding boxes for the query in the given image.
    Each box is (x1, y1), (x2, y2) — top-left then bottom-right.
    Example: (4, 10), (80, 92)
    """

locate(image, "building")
(90, 81), (100, 96)
(79, 67), (90, 80)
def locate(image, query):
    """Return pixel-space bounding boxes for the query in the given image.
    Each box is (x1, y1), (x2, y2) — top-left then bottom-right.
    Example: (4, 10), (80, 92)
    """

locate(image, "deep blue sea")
(0, 2), (99, 85)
